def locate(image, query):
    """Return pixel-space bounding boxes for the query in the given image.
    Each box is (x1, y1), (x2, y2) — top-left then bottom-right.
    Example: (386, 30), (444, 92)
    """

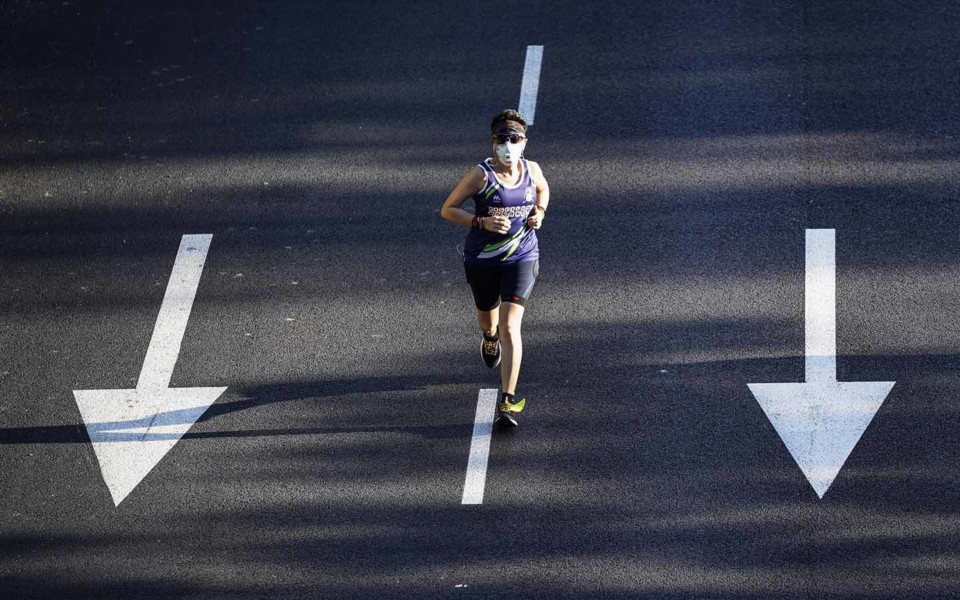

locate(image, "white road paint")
(73, 234), (227, 506)
(461, 388), (498, 505)
(518, 45), (544, 125)
(804, 229), (837, 382)
(139, 234), (214, 390)
(748, 229), (895, 498)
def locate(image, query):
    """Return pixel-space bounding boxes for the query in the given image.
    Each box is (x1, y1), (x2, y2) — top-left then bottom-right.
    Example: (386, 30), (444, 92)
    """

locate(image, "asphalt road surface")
(2, 1), (960, 598)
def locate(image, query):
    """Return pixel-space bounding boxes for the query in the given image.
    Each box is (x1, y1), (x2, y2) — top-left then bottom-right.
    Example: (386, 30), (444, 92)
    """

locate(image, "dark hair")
(490, 109), (527, 134)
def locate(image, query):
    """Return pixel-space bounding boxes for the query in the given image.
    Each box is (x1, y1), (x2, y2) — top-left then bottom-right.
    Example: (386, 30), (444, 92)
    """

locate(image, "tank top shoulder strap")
(521, 158), (532, 187)
(478, 158), (495, 176)
(477, 158), (497, 194)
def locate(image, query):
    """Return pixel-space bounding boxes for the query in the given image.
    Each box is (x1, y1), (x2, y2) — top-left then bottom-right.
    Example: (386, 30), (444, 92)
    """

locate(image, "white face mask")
(495, 141), (524, 166)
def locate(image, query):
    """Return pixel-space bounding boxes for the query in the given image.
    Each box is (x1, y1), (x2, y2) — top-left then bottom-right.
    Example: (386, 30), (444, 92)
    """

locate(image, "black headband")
(493, 120), (526, 137)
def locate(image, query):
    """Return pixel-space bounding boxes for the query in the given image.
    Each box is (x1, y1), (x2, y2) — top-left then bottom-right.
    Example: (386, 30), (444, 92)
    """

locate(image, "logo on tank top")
(489, 205), (534, 218)
(524, 186), (535, 203)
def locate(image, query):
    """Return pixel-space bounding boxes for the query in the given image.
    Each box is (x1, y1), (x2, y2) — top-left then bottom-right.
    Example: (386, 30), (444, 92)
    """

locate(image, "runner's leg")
(498, 301), (524, 394)
(497, 260), (538, 395)
(476, 307), (498, 338)
(465, 262), (503, 367)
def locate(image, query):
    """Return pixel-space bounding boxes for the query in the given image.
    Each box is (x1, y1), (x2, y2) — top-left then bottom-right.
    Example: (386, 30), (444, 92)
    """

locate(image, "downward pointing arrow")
(74, 235), (227, 506)
(748, 229), (894, 498)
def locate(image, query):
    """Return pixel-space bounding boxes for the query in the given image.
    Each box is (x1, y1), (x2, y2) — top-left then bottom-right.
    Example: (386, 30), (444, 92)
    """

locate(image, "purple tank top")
(463, 158), (539, 265)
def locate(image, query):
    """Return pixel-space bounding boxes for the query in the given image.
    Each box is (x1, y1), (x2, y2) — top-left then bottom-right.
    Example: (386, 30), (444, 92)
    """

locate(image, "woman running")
(440, 109), (550, 426)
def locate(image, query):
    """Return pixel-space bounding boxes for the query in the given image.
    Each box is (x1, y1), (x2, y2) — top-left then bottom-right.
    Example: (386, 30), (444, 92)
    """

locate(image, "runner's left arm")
(527, 161), (550, 229)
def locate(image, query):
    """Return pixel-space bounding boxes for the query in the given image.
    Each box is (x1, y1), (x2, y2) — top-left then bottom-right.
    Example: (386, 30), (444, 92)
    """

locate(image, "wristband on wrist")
(535, 205), (546, 214)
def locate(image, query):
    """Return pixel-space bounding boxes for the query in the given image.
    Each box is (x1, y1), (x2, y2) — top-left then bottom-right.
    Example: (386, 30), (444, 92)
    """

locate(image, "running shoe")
(496, 396), (526, 427)
(481, 334), (501, 369)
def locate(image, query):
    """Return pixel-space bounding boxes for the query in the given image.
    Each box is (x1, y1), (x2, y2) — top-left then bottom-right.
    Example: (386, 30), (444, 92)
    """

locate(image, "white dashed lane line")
(461, 388), (499, 505)
(519, 45), (544, 125)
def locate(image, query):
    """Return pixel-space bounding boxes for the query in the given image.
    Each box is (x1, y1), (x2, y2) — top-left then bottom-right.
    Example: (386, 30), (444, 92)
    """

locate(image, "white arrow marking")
(518, 45), (543, 125)
(748, 229), (894, 498)
(73, 234), (227, 506)
(462, 388), (498, 505)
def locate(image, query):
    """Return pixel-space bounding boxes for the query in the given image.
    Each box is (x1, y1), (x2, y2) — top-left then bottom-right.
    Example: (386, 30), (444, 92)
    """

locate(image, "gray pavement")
(2, 0), (960, 598)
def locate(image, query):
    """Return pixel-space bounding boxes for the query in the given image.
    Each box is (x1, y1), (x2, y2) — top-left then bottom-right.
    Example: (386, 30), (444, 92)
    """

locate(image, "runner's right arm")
(441, 166), (511, 234)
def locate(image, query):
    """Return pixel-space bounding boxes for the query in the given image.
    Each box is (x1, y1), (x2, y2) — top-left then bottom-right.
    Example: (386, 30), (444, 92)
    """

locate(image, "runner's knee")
(498, 316), (522, 339)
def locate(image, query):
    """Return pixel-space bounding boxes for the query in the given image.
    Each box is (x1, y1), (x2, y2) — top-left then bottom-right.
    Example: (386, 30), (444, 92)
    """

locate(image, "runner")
(440, 109), (550, 427)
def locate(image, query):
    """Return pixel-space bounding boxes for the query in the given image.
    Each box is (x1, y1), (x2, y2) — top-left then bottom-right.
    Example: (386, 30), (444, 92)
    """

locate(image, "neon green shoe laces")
(499, 397), (526, 413)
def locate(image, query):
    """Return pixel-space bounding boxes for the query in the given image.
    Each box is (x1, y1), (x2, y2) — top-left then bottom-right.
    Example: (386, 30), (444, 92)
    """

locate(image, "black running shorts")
(463, 259), (539, 310)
